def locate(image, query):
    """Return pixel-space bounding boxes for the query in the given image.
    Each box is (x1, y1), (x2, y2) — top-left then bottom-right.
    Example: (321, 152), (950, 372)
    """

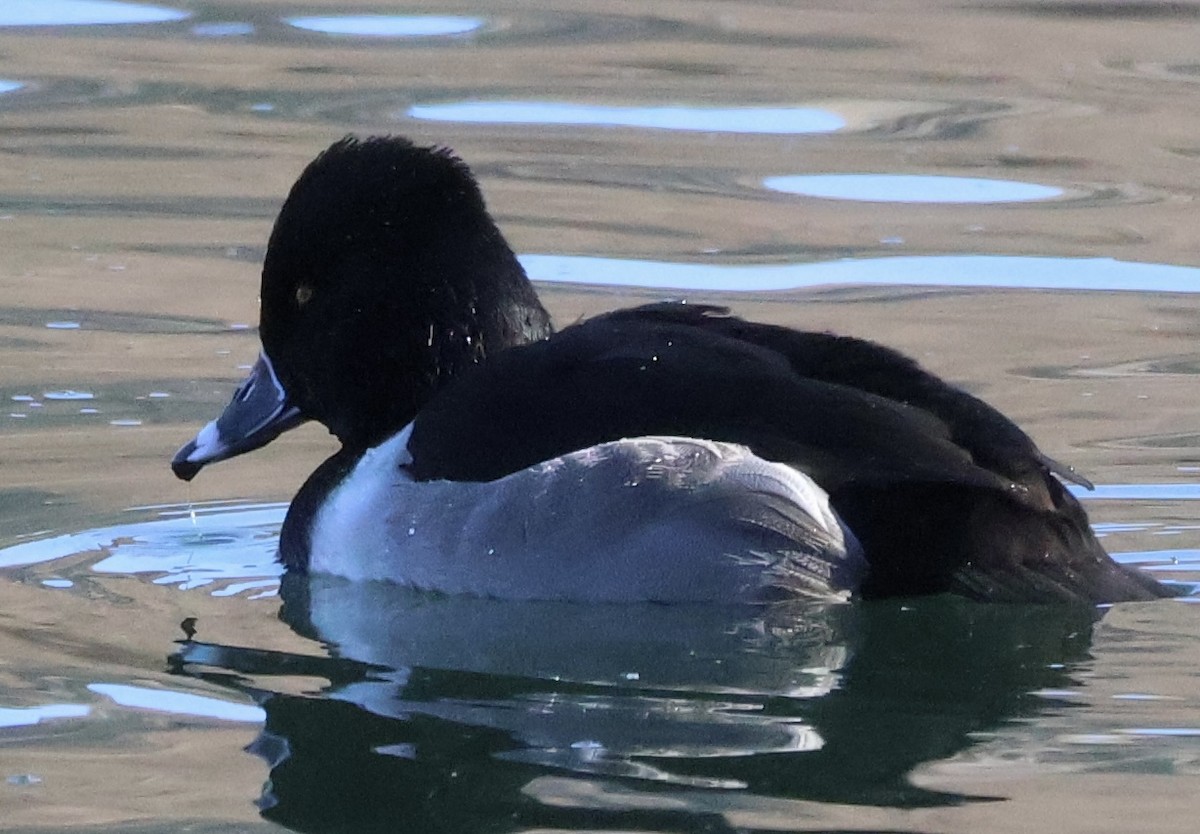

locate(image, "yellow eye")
(295, 285), (314, 306)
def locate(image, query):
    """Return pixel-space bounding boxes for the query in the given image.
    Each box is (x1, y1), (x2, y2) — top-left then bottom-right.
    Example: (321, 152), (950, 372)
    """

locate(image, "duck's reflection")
(170, 574), (1099, 833)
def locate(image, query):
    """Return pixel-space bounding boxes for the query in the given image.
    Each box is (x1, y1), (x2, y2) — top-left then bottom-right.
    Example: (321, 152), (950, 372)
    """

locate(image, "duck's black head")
(262, 136), (553, 447)
(171, 135), (552, 479)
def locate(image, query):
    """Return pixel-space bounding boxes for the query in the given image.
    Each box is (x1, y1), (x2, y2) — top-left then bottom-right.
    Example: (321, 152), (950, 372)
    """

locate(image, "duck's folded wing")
(599, 302), (1093, 498)
(405, 314), (1013, 499)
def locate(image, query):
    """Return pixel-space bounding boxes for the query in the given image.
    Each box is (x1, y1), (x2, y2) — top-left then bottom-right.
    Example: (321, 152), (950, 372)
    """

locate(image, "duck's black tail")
(836, 477), (1175, 604)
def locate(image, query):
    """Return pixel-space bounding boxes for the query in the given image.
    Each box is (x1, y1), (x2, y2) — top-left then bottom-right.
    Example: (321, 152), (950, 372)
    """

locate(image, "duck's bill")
(171, 352), (307, 481)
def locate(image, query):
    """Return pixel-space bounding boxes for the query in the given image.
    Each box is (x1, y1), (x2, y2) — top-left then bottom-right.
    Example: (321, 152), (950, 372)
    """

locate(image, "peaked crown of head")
(255, 135), (552, 448)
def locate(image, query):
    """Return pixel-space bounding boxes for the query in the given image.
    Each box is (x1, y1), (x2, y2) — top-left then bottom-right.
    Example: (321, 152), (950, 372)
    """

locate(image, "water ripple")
(763, 173), (1064, 204)
(0, 0), (189, 27)
(87, 683), (264, 722)
(285, 15), (484, 38)
(1018, 356), (1200, 381)
(0, 306), (236, 334)
(0, 501), (284, 596)
(522, 253), (1200, 294)
(1095, 433), (1200, 452)
(1071, 484), (1200, 502)
(408, 101), (845, 134)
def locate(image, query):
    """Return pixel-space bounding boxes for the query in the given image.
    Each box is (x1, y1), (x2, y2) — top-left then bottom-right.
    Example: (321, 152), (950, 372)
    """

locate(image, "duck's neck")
(279, 445), (360, 572)
(338, 269), (552, 452)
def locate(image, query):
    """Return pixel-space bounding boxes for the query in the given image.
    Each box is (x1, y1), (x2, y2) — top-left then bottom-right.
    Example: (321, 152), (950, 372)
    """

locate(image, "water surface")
(1, 1), (1199, 832)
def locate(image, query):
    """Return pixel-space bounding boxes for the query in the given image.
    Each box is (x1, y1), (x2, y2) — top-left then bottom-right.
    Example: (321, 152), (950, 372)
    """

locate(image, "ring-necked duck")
(172, 135), (1175, 604)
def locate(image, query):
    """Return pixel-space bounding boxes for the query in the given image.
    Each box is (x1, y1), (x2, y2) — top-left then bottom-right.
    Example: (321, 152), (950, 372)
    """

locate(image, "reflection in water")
(1074, 484), (1200, 501)
(191, 21), (254, 38)
(764, 173), (1064, 204)
(285, 15), (484, 38)
(993, 2), (1200, 20)
(0, 80), (22, 94)
(0, 0), (189, 27)
(1, 374), (215, 432)
(1108, 60), (1200, 86)
(0, 702), (90, 728)
(522, 253), (1200, 293)
(87, 683), (265, 722)
(0, 501), (283, 598)
(0, 305), (235, 335)
(1019, 355), (1200, 382)
(408, 101), (846, 134)
(1112, 551), (1200, 578)
(170, 579), (1102, 831)
(0, 497), (1193, 829)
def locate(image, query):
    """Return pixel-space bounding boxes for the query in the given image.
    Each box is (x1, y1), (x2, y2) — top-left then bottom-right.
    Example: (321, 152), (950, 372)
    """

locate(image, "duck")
(171, 135), (1175, 605)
